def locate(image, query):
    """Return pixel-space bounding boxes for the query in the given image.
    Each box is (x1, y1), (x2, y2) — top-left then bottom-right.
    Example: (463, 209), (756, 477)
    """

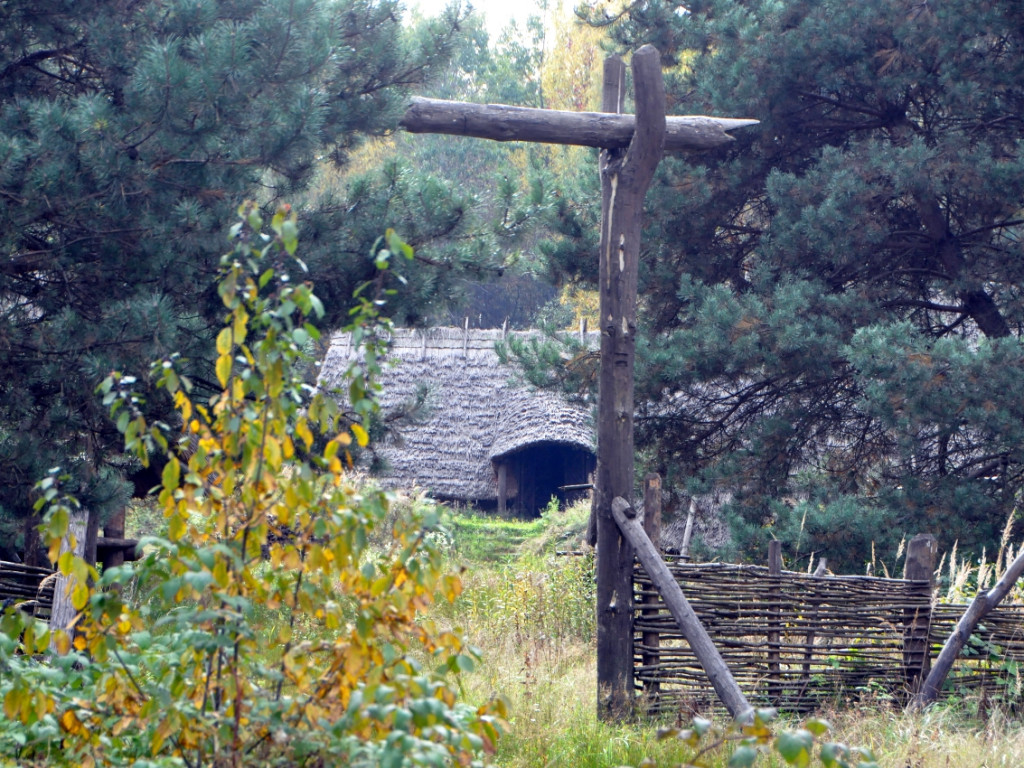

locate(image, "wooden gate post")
(594, 46), (665, 721)
(903, 533), (937, 694)
(398, 47), (756, 722)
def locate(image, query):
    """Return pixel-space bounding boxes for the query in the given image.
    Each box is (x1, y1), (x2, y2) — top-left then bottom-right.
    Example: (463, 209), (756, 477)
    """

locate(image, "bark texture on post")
(401, 97), (756, 151)
(48, 509), (87, 654)
(595, 45), (666, 722)
(913, 544), (1024, 708)
(612, 497), (753, 722)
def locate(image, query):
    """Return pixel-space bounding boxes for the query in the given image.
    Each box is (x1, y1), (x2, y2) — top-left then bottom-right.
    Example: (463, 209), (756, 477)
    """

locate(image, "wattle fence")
(634, 559), (1024, 714)
(0, 560), (55, 620)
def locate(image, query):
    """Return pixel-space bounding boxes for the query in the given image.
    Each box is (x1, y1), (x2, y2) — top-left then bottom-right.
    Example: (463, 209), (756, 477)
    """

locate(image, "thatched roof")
(317, 327), (595, 502)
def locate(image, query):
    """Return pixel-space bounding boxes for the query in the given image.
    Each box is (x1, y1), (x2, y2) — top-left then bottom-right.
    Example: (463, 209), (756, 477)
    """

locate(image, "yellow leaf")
(71, 581), (89, 610)
(233, 307), (249, 345)
(3, 689), (18, 720)
(216, 327), (233, 356)
(73, 635), (87, 651)
(174, 390), (192, 423)
(264, 435), (281, 469)
(350, 423), (369, 447)
(216, 353), (232, 388)
(53, 630), (71, 655)
(60, 709), (83, 735)
(295, 418), (313, 450)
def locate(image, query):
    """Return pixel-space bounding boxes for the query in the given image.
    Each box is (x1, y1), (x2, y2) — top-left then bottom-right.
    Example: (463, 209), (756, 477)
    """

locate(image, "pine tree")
(0, 0), (466, 560)
(562, 0), (1024, 564)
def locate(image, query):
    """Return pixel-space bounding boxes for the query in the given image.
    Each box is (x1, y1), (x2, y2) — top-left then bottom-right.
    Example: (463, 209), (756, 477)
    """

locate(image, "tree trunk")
(48, 509), (87, 654)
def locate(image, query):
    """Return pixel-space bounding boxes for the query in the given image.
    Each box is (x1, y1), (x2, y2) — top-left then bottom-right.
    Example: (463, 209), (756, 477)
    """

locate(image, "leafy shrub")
(0, 204), (504, 767)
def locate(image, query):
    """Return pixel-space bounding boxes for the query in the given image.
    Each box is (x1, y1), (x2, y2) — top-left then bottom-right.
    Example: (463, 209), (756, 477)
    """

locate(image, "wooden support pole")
(902, 533), (937, 695)
(767, 541), (783, 705)
(612, 497), (754, 722)
(642, 473), (662, 550)
(401, 97), (757, 152)
(595, 45), (666, 722)
(640, 473), (662, 708)
(497, 463), (508, 516)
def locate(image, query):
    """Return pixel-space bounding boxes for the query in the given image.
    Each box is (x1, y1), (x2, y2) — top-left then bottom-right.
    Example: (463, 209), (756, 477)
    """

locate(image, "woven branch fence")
(634, 560), (1024, 714)
(0, 560), (55, 621)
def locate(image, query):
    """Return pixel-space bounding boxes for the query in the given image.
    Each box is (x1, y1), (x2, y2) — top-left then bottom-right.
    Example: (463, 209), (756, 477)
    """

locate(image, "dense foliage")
(553, 0), (1024, 566)
(0, 0), (481, 556)
(0, 206), (504, 766)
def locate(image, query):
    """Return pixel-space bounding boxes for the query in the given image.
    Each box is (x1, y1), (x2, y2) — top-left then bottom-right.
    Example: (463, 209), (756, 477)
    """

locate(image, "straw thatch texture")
(317, 327), (595, 504)
(0, 560), (54, 620)
(635, 561), (1024, 714)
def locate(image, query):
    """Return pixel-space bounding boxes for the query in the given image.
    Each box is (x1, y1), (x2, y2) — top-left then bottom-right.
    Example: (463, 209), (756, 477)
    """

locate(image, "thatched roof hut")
(317, 327), (596, 516)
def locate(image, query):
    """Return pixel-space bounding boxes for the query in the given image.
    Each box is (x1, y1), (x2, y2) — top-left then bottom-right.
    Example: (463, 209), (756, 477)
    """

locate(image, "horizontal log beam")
(401, 97), (758, 152)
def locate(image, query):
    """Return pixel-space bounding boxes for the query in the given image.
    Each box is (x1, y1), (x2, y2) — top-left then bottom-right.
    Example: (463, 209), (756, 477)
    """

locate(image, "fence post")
(640, 473), (662, 709)
(767, 541), (783, 705)
(903, 533), (937, 694)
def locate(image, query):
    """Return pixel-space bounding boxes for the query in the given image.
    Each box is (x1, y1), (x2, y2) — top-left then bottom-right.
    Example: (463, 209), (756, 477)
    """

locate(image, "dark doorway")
(498, 443), (595, 517)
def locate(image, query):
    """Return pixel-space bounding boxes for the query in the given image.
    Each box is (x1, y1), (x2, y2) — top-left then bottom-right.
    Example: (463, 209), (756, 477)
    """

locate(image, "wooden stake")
(767, 541), (783, 704)
(903, 533), (937, 695)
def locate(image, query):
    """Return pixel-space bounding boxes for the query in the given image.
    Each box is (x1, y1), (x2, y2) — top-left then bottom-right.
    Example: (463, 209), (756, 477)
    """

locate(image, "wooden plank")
(613, 496), (753, 722)
(401, 97), (757, 152)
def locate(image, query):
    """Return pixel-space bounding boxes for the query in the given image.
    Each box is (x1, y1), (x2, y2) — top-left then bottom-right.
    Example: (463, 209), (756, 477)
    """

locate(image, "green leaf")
(775, 729), (813, 767)
(803, 717), (831, 736)
(728, 745), (759, 768)
(692, 716), (713, 737)
(820, 742), (845, 767)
